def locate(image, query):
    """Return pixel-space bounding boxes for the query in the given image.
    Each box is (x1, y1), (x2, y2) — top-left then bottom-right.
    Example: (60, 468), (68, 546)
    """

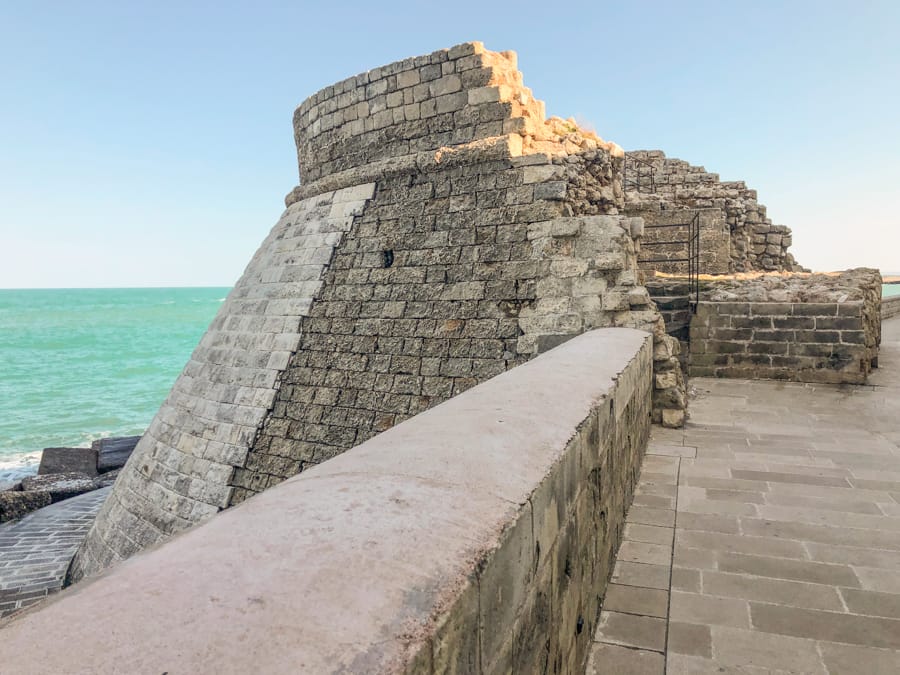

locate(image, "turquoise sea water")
(1, 283), (897, 485)
(0, 288), (228, 484)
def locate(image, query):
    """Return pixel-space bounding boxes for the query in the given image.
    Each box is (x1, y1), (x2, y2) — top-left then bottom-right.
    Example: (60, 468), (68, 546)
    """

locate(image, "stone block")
(586, 643), (664, 675)
(522, 164), (559, 184)
(603, 583), (668, 618)
(841, 330), (866, 344)
(479, 504), (534, 660)
(467, 85), (501, 105)
(93, 436), (141, 473)
(750, 603), (900, 650)
(38, 446), (98, 477)
(655, 371), (678, 389)
(595, 611), (666, 651)
(662, 408), (685, 428)
(792, 302), (838, 317)
(431, 576), (480, 674)
(511, 563), (554, 673)
(534, 181), (567, 200)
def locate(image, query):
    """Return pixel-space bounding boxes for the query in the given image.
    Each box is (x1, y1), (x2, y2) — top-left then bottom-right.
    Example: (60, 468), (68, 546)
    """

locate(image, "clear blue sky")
(1, 1), (898, 288)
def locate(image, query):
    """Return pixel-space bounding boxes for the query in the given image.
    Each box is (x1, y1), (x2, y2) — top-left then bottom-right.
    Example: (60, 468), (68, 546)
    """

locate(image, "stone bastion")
(69, 42), (687, 580)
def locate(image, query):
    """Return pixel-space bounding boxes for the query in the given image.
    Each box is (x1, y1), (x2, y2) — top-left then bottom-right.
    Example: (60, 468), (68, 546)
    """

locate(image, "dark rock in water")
(93, 469), (121, 489)
(0, 490), (52, 522)
(21, 472), (97, 503)
(92, 436), (141, 473)
(38, 447), (99, 477)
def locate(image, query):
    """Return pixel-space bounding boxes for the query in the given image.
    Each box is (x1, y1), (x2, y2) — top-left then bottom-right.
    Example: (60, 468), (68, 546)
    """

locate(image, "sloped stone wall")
(625, 150), (803, 273)
(70, 184), (376, 578)
(72, 42), (688, 579)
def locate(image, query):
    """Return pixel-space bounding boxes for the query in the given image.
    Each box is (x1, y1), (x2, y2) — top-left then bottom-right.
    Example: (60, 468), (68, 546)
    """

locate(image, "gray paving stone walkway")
(590, 315), (900, 674)
(0, 487), (110, 619)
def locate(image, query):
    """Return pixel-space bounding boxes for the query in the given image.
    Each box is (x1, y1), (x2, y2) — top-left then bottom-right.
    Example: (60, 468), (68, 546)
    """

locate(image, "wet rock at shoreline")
(21, 473), (97, 503)
(38, 447), (99, 477)
(93, 469), (121, 489)
(0, 490), (52, 523)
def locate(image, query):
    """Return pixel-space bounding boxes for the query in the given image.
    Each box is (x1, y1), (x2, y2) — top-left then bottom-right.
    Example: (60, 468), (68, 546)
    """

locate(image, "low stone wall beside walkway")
(689, 269), (882, 384)
(0, 328), (653, 675)
(690, 300), (877, 384)
(883, 294), (900, 320)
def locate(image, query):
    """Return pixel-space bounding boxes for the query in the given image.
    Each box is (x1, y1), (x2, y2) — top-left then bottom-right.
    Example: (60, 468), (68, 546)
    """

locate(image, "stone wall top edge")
(295, 41), (486, 116)
(0, 327), (652, 673)
(284, 134), (523, 205)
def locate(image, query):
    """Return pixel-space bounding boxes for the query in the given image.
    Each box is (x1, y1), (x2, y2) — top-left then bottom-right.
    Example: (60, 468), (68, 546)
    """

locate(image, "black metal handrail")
(637, 212), (700, 311)
(623, 155), (657, 194)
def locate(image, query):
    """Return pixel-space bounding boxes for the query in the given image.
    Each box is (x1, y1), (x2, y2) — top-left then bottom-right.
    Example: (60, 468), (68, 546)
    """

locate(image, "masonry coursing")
(690, 269), (882, 383)
(625, 150), (804, 274)
(71, 42), (687, 579)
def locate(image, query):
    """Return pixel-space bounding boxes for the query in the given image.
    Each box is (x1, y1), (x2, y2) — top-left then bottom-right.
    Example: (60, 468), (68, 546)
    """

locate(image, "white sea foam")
(0, 451), (41, 487)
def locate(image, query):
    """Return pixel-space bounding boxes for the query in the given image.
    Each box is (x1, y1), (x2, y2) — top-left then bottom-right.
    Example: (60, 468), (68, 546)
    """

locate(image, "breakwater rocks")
(0, 436), (137, 523)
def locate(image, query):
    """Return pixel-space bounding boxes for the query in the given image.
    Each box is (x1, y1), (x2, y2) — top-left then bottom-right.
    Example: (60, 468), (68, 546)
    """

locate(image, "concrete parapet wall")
(690, 301), (877, 383)
(0, 329), (653, 675)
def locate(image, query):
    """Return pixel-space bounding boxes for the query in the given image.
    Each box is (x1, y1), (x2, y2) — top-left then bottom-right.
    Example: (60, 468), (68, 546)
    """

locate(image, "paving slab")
(0, 488), (110, 619)
(591, 316), (900, 672)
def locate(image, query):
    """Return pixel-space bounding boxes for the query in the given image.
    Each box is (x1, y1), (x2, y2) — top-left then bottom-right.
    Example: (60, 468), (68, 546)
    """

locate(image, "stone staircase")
(646, 279), (697, 341)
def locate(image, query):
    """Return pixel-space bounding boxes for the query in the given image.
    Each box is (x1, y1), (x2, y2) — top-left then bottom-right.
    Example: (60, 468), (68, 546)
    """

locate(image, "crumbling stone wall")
(236, 44), (686, 502)
(625, 150), (804, 273)
(627, 205), (730, 275)
(72, 42), (687, 579)
(690, 269), (882, 383)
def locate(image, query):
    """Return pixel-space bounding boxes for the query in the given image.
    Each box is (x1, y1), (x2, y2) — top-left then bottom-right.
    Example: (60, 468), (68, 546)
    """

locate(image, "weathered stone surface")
(21, 473), (97, 503)
(92, 469), (120, 489)
(92, 436), (140, 473)
(624, 150), (804, 273)
(71, 41), (688, 584)
(38, 447), (98, 477)
(0, 490), (52, 523)
(689, 269), (881, 383)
